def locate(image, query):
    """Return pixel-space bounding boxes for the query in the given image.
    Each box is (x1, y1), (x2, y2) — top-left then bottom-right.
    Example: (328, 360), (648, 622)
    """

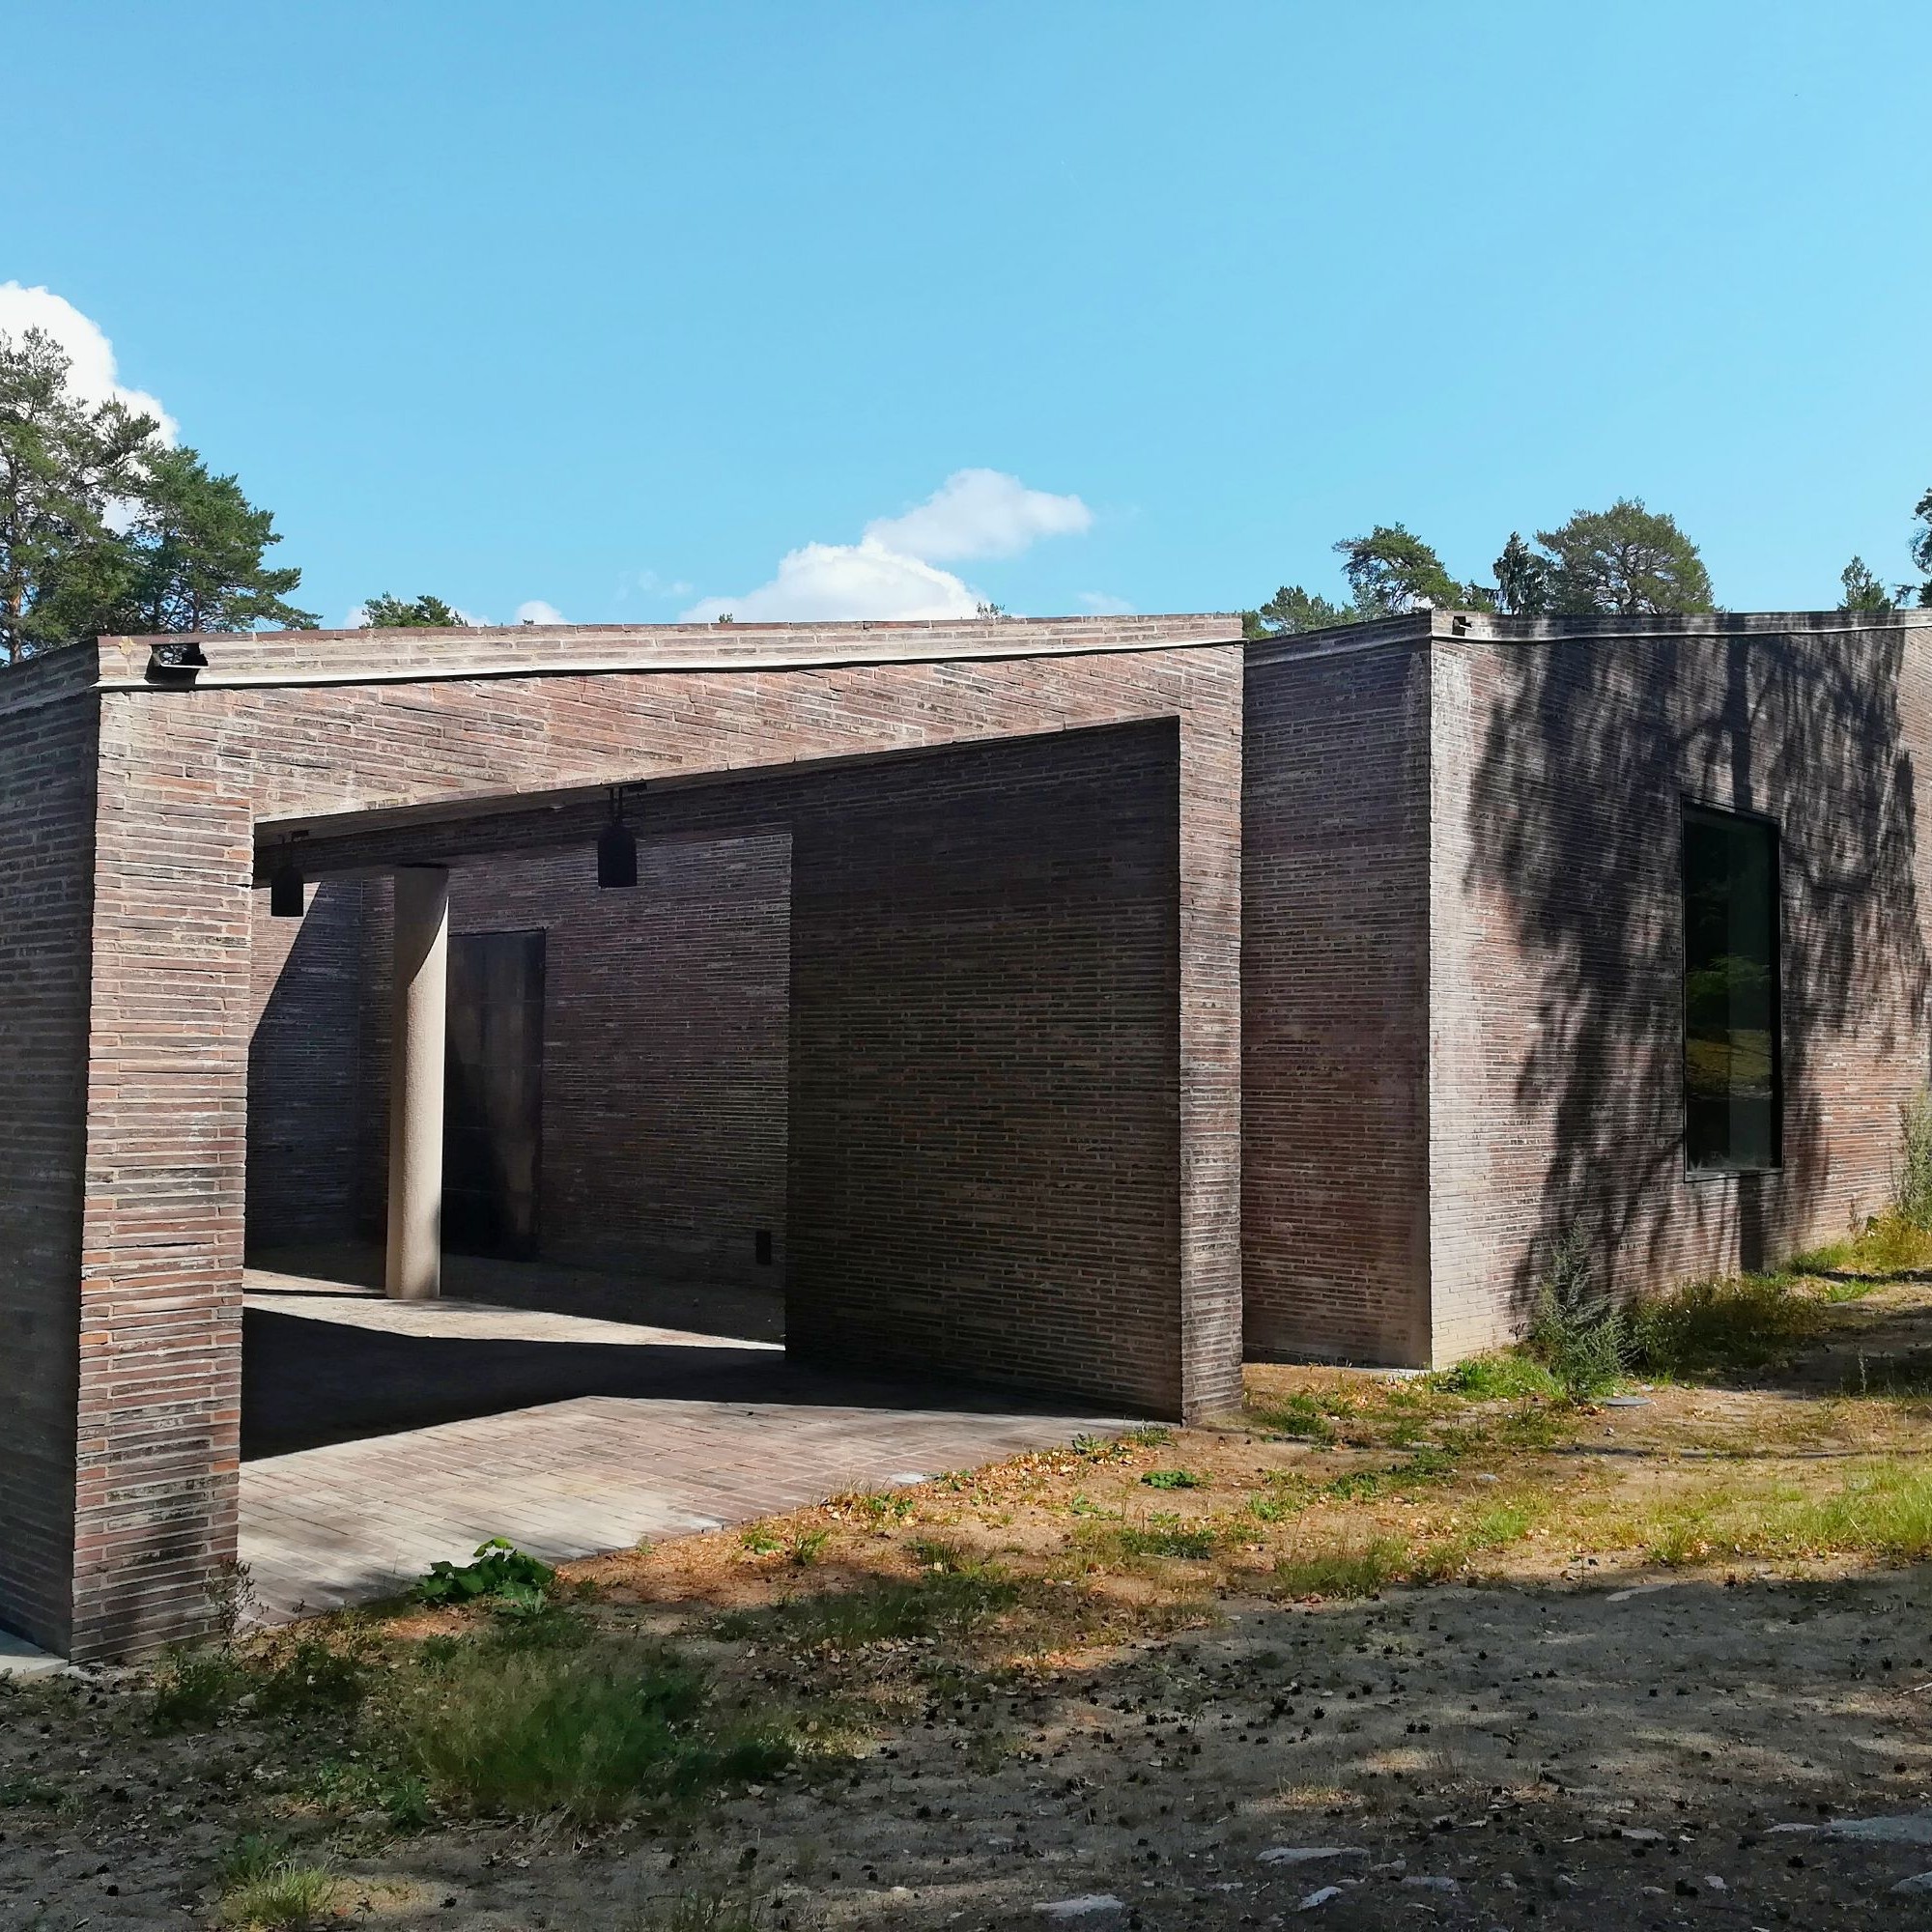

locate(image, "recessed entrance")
(444, 929), (547, 1261)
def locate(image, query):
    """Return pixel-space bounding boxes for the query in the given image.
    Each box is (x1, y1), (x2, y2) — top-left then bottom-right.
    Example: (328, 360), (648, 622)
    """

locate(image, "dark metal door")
(443, 929), (546, 1259)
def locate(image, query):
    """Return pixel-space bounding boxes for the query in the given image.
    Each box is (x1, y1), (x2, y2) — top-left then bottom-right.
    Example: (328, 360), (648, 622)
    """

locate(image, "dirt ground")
(5, 1274), (1932, 1931)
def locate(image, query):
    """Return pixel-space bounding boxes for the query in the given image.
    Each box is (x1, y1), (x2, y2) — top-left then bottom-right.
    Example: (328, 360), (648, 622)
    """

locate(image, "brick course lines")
(1241, 637), (1431, 1364)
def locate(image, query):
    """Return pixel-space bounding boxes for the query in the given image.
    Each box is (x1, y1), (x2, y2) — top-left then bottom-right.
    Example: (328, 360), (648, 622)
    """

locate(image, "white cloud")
(1078, 591), (1135, 615)
(864, 468), (1092, 562)
(679, 468), (1093, 623)
(515, 599), (565, 625)
(681, 539), (980, 623)
(0, 282), (177, 441)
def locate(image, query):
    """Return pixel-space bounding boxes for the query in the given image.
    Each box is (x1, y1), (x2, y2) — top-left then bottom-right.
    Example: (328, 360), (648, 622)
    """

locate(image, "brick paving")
(239, 1264), (1136, 1623)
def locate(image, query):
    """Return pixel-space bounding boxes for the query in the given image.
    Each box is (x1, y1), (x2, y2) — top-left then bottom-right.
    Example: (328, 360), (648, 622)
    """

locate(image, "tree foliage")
(0, 325), (313, 664)
(1241, 583), (1357, 639)
(1492, 531), (1549, 615)
(1912, 488), (1932, 609)
(361, 592), (468, 628)
(0, 326), (156, 663)
(1838, 555), (1895, 612)
(1533, 497), (1713, 615)
(1333, 524), (1459, 617)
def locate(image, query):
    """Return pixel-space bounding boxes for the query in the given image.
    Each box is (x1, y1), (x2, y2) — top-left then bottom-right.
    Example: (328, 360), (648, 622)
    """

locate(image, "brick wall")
(1241, 630), (1433, 1364)
(43, 617), (1240, 1656)
(1432, 615), (1932, 1356)
(787, 724), (1186, 1411)
(247, 879), (367, 1247)
(0, 654), (99, 1650)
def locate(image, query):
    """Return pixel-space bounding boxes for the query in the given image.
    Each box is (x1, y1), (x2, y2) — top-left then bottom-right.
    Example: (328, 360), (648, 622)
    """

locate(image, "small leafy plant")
(416, 1537), (555, 1611)
(1140, 1468), (1204, 1491)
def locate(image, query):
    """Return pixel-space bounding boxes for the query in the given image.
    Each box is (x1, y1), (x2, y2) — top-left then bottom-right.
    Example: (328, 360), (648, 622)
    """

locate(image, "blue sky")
(7, 2), (1928, 627)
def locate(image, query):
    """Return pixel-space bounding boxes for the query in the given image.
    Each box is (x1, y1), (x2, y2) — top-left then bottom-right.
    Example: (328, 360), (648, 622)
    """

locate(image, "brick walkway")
(240, 1262), (1135, 1622)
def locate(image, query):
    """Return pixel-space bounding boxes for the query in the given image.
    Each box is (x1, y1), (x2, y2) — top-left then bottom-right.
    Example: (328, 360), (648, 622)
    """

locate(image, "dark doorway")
(445, 929), (546, 1258)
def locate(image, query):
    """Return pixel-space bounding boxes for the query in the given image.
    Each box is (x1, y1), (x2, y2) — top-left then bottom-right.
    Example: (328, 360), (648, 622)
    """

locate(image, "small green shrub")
(1894, 1089), (1932, 1228)
(1140, 1468), (1204, 1491)
(738, 1526), (784, 1555)
(416, 1537), (555, 1611)
(632, 1893), (770, 1932)
(787, 1527), (832, 1567)
(0, 1777), (64, 1809)
(310, 1756), (434, 1829)
(1527, 1224), (1628, 1400)
(1107, 1516), (1221, 1561)
(1325, 1469), (1383, 1501)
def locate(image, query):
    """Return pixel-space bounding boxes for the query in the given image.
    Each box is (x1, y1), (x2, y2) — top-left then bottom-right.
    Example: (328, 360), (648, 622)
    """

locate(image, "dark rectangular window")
(1683, 804), (1781, 1173)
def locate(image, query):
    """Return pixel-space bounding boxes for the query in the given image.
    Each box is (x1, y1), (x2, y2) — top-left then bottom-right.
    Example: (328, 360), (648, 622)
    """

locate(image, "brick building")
(0, 609), (1925, 1658)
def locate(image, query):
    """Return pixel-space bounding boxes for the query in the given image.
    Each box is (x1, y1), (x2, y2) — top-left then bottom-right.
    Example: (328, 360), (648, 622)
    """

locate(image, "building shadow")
(1465, 626), (1929, 1315)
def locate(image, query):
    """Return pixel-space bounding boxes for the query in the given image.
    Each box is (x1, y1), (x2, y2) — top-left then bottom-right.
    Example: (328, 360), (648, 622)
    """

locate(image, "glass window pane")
(1683, 806), (1781, 1172)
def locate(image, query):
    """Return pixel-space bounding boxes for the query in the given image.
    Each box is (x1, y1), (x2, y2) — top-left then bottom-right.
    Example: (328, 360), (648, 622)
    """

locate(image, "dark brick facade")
(1241, 629), (1431, 1363)
(1240, 611), (1932, 1367)
(1430, 614), (1932, 1357)
(10, 606), (1929, 1660)
(0, 651), (99, 1650)
(3, 617), (1242, 1658)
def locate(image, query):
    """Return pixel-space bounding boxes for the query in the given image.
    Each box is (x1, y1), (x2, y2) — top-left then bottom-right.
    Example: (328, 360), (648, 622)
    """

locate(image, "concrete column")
(385, 866), (449, 1301)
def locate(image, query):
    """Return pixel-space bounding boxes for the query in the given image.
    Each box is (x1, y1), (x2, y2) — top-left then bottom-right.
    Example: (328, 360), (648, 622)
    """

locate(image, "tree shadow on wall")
(1465, 628), (1929, 1315)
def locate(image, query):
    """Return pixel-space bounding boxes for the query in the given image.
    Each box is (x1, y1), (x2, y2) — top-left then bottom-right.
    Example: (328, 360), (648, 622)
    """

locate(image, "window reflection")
(1683, 805), (1781, 1172)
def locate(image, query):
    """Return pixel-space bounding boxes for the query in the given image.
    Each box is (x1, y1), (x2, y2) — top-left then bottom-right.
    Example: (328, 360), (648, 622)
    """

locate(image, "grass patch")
(216, 1837), (340, 1930)
(1432, 1353), (1558, 1401)
(1629, 1460), (1932, 1568)
(1843, 1350), (1932, 1398)
(0, 1777), (64, 1809)
(719, 1565), (1019, 1650)
(632, 1894), (771, 1932)
(256, 1636), (369, 1719)
(400, 1640), (793, 1823)
(1273, 1536), (1409, 1600)
(1088, 1515), (1222, 1562)
(1624, 1273), (1824, 1378)
(1246, 1392), (1338, 1443)
(149, 1646), (244, 1731)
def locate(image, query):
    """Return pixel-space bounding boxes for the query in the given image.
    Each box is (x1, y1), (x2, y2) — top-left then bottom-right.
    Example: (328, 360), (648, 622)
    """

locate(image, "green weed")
(1140, 1468), (1204, 1491)
(415, 1537), (555, 1612)
(1624, 1273), (1822, 1378)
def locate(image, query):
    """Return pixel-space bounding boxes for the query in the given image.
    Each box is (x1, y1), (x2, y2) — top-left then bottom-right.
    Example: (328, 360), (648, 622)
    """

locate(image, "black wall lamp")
(598, 785), (639, 890)
(270, 831), (308, 918)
